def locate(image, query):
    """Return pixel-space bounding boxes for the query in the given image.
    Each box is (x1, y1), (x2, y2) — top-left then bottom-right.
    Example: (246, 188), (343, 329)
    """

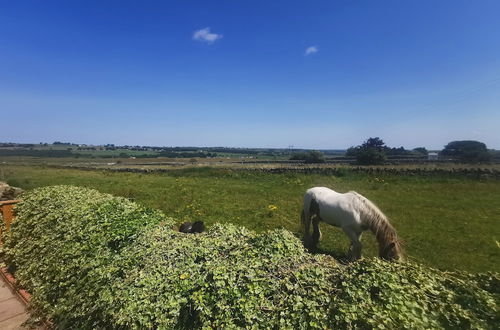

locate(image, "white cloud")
(305, 46), (318, 56)
(192, 27), (223, 44)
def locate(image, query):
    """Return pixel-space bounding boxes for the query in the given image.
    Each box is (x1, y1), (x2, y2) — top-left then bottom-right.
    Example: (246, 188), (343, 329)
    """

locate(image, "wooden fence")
(0, 200), (20, 240)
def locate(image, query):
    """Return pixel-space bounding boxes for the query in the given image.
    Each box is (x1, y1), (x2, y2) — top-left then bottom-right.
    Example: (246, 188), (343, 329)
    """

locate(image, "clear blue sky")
(1, 1), (499, 149)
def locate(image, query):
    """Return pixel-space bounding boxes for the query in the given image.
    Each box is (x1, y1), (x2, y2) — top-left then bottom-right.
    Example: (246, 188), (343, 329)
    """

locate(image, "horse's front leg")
(344, 228), (362, 261)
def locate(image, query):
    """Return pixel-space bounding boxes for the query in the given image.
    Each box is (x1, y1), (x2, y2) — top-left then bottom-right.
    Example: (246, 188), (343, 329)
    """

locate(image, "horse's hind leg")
(302, 210), (312, 247)
(311, 216), (322, 249)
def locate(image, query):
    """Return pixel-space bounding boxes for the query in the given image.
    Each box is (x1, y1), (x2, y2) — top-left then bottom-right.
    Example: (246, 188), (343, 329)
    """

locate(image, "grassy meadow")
(1, 164), (499, 273)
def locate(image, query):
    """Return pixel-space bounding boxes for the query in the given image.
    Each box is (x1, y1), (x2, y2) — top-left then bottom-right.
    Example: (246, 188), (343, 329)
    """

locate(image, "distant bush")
(3, 186), (499, 328)
(441, 140), (491, 163)
(412, 147), (429, 156)
(347, 137), (387, 165)
(290, 150), (325, 163)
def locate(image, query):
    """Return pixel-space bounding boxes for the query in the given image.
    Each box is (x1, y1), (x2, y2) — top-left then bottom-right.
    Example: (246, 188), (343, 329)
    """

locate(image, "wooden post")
(0, 200), (20, 239)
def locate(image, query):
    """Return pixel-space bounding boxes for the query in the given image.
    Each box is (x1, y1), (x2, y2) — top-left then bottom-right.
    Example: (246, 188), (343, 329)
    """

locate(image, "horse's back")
(305, 187), (361, 228)
(305, 187), (340, 199)
(305, 187), (348, 204)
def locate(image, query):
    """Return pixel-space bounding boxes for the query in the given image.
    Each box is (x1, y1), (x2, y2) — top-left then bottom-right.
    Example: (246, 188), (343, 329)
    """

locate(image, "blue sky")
(1, 1), (499, 149)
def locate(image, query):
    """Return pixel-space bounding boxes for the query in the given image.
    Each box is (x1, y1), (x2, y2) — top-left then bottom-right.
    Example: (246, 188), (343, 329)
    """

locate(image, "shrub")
(3, 185), (499, 329)
(290, 150), (325, 163)
(3, 185), (173, 327)
(441, 140), (491, 163)
(347, 137), (387, 165)
(104, 224), (337, 329)
(329, 259), (499, 329)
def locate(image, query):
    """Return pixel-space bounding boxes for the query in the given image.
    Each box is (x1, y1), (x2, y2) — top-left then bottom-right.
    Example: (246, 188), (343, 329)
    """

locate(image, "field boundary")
(46, 163), (500, 179)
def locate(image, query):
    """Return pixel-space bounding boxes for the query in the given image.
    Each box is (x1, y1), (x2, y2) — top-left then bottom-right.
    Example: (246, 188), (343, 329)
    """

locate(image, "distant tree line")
(0, 143), (36, 148)
(346, 138), (492, 165)
(1, 140), (496, 163)
(0, 149), (75, 157)
(157, 151), (218, 158)
(290, 150), (325, 163)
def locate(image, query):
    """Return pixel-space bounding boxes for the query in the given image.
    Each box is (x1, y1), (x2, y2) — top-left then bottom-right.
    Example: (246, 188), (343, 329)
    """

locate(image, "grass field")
(1, 164), (499, 273)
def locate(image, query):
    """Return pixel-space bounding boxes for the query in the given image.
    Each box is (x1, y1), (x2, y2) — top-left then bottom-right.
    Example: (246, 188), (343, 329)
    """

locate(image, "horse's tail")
(301, 190), (314, 247)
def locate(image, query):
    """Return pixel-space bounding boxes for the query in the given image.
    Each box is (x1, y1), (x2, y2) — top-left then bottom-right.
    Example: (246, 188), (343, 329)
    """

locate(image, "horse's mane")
(348, 191), (402, 254)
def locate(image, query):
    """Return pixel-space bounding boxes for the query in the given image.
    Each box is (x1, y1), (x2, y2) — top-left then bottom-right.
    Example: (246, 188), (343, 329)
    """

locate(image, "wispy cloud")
(192, 27), (223, 44)
(305, 46), (318, 56)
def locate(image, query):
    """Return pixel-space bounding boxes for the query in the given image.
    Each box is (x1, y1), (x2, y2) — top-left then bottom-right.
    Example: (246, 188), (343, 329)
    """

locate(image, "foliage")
(290, 150), (325, 163)
(347, 138), (431, 162)
(2, 185), (499, 328)
(363, 137), (386, 150)
(106, 225), (338, 329)
(3, 185), (173, 327)
(330, 259), (499, 329)
(412, 147), (428, 156)
(346, 137), (390, 159)
(442, 140), (491, 163)
(385, 146), (412, 156)
(0, 149), (75, 157)
(347, 137), (387, 165)
(157, 151), (217, 158)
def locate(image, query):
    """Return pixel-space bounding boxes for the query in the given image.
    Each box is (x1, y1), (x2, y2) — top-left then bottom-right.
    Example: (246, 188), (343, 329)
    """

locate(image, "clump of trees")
(346, 138), (429, 165)
(440, 140), (491, 163)
(412, 147), (428, 156)
(346, 137), (388, 165)
(290, 150), (325, 163)
(346, 138), (493, 165)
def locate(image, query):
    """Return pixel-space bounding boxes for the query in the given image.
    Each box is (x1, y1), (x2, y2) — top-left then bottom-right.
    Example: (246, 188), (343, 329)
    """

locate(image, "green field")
(1, 164), (499, 273)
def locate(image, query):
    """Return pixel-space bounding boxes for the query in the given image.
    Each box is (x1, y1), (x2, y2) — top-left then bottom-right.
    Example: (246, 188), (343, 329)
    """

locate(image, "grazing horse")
(179, 221), (205, 234)
(301, 187), (403, 261)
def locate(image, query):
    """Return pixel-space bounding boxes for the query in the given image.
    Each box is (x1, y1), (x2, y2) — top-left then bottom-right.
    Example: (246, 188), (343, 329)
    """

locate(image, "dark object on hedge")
(191, 221), (205, 233)
(179, 221), (205, 233)
(179, 222), (193, 233)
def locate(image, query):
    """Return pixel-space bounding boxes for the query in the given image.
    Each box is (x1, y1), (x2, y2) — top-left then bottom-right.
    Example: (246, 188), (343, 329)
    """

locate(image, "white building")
(428, 152), (439, 161)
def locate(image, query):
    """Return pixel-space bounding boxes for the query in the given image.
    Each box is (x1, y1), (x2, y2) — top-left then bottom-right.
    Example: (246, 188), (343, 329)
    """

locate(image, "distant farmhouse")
(428, 152), (439, 161)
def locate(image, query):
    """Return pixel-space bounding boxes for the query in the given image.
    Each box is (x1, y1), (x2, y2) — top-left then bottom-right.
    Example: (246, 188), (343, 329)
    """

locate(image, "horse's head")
(380, 240), (403, 261)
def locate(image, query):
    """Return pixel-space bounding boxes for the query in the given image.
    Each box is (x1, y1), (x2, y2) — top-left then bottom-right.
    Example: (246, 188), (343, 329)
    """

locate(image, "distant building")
(428, 152), (439, 161)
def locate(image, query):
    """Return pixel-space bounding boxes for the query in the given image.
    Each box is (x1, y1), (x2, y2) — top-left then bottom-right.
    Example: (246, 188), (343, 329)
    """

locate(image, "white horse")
(301, 187), (403, 261)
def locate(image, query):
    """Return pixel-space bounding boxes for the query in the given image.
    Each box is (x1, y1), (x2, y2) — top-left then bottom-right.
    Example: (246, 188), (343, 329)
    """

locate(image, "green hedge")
(3, 185), (173, 327)
(3, 185), (499, 329)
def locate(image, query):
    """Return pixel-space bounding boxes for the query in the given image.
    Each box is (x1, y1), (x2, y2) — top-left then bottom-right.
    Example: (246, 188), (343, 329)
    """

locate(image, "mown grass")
(1, 164), (499, 273)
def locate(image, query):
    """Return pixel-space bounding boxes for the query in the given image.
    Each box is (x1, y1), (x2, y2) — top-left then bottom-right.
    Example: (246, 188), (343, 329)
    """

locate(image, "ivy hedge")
(2, 185), (499, 329)
(2, 185), (173, 327)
